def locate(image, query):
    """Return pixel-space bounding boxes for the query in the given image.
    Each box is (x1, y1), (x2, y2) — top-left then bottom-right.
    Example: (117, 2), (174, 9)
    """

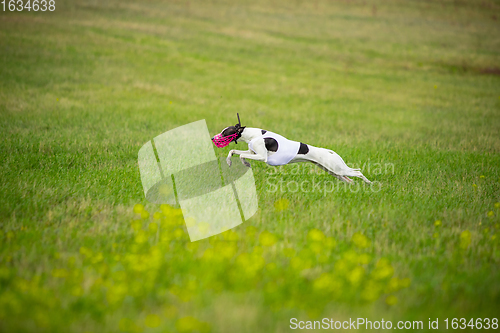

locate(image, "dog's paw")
(241, 158), (251, 168)
(226, 156), (232, 167)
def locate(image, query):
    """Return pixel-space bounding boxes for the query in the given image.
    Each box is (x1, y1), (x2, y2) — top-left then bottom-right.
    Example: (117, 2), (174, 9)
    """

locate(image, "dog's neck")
(239, 127), (264, 144)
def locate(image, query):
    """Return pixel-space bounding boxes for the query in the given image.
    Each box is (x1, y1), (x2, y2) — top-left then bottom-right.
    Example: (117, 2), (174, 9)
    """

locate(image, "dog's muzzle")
(212, 133), (238, 148)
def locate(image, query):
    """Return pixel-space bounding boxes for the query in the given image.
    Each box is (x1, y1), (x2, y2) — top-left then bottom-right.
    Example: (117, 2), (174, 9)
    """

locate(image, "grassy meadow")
(1, 0), (500, 331)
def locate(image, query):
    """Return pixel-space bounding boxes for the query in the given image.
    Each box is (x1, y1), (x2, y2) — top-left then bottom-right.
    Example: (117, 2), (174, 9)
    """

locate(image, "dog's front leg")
(237, 141), (268, 167)
(238, 152), (267, 167)
(227, 149), (253, 167)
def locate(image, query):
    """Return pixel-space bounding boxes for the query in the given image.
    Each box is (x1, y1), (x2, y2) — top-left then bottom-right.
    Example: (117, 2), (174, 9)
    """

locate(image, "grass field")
(1, 0), (500, 332)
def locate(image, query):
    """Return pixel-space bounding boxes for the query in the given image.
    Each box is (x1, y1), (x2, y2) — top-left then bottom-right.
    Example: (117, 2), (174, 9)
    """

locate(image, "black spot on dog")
(264, 138), (278, 152)
(298, 142), (309, 155)
(261, 130), (267, 135)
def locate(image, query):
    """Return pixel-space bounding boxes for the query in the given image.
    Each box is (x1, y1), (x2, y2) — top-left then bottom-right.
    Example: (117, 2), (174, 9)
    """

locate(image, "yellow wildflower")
(140, 210), (150, 219)
(176, 316), (210, 333)
(307, 228), (326, 243)
(460, 230), (472, 249)
(131, 220), (142, 231)
(274, 198), (289, 211)
(145, 314), (161, 328)
(372, 259), (394, 280)
(133, 204), (144, 214)
(386, 295), (398, 305)
(259, 231), (277, 247)
(352, 232), (371, 248)
(148, 222), (158, 233)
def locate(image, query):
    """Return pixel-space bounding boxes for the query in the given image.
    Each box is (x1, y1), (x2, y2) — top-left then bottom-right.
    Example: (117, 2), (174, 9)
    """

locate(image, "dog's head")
(212, 124), (246, 148)
(212, 113), (246, 148)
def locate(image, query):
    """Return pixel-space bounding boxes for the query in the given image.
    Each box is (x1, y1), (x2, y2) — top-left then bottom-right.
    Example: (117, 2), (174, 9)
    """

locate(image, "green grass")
(1, 0), (500, 332)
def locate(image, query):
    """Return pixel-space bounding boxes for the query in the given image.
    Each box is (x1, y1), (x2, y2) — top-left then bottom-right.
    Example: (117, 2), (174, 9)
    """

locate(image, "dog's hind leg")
(348, 170), (372, 184)
(291, 146), (371, 184)
(292, 157), (351, 183)
(342, 176), (354, 184)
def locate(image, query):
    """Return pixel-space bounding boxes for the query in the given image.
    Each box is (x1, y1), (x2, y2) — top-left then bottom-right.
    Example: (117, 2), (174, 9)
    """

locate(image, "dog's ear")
(234, 126), (245, 144)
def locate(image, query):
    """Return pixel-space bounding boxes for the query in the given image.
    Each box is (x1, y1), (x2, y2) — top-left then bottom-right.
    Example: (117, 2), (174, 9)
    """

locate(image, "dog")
(211, 114), (371, 184)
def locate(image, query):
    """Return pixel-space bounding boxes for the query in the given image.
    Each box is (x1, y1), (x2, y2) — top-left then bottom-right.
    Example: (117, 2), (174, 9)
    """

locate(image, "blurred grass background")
(1, 0), (500, 332)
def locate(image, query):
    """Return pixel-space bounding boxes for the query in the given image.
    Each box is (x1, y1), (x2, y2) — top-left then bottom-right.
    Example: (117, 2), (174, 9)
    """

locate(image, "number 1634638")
(2, 0), (55, 11)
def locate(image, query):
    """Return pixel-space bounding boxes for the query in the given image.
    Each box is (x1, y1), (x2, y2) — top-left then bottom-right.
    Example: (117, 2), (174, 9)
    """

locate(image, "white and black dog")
(212, 114), (371, 184)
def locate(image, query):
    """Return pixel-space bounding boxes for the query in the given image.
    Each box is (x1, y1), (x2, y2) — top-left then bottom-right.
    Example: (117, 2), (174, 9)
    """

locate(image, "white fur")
(226, 127), (371, 184)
